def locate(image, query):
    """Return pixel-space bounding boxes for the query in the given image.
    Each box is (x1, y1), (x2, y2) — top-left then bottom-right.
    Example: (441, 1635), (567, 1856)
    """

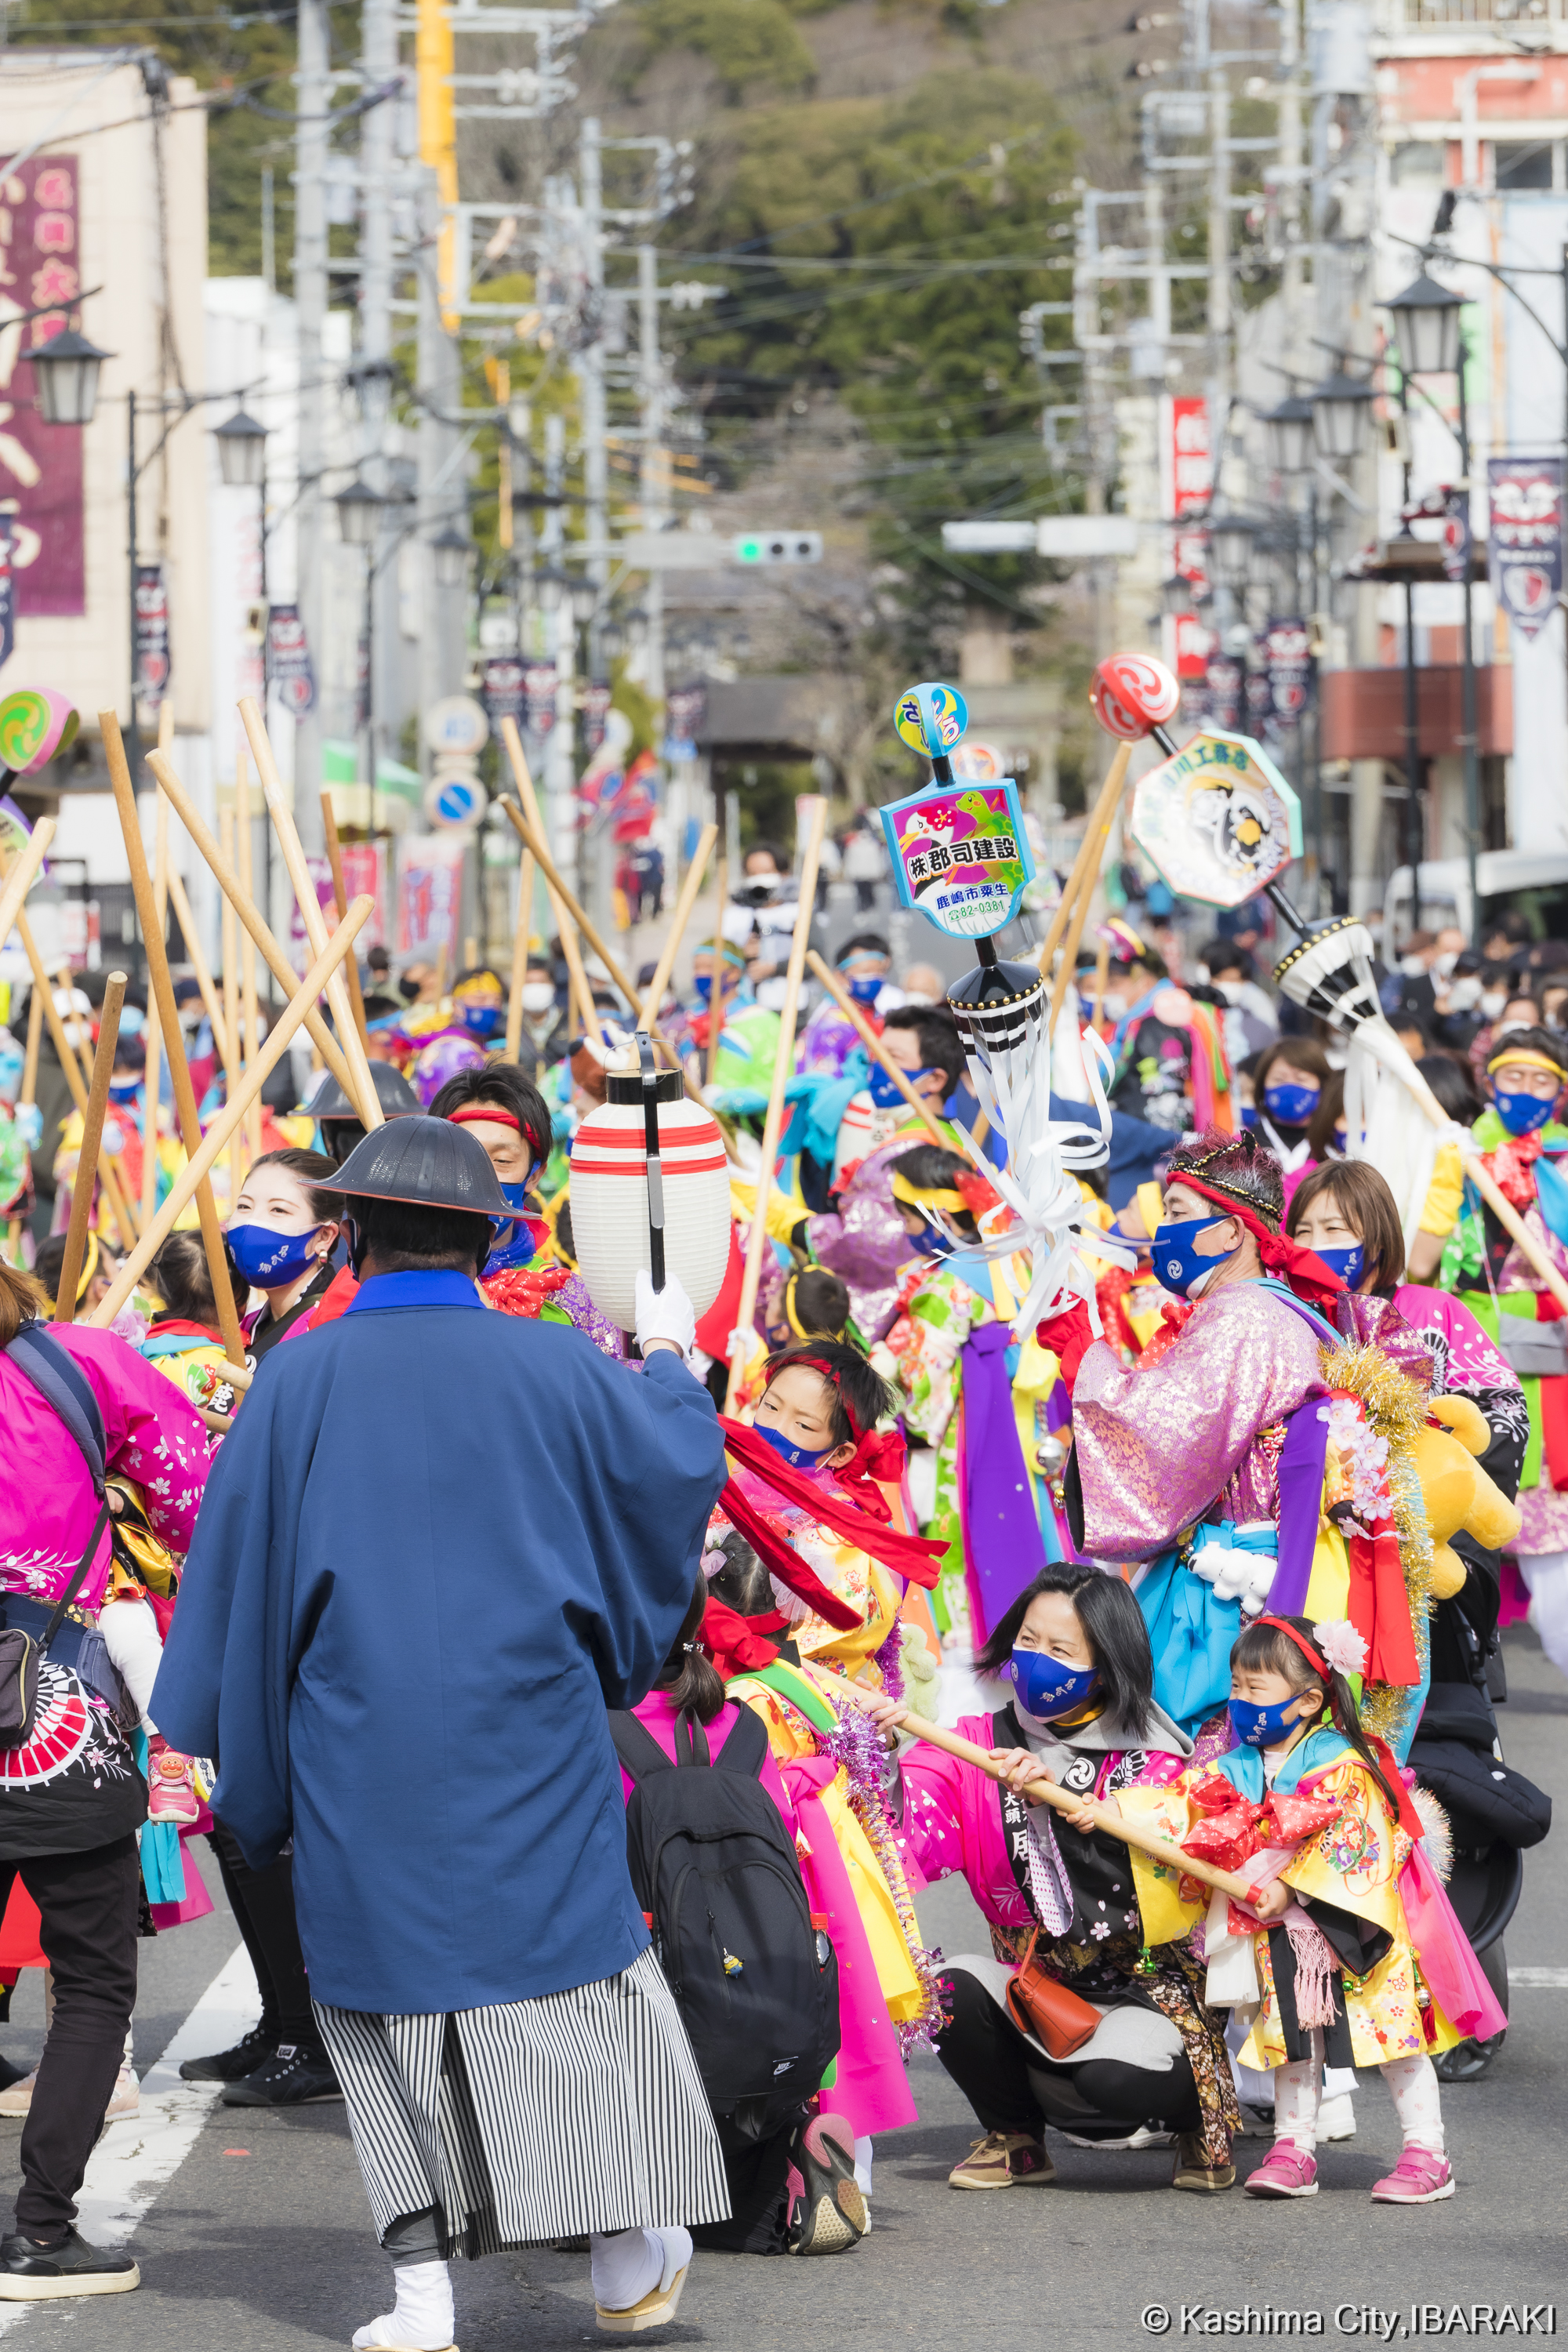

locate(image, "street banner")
(1488, 456), (1564, 639)
(1261, 615), (1315, 727)
(132, 563), (170, 706)
(523, 663), (558, 737)
(1440, 483), (1472, 586)
(481, 654), (526, 725)
(267, 603), (318, 717)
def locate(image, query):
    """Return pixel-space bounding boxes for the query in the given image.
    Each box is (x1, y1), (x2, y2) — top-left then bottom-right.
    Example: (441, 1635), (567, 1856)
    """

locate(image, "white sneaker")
(0, 2071), (36, 2118)
(103, 2070), (140, 2122)
(1316, 2091), (1356, 2141)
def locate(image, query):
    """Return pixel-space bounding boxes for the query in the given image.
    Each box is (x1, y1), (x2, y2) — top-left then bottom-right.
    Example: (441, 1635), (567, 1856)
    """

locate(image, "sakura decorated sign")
(1162, 394), (1213, 680)
(1488, 457), (1563, 641)
(880, 777), (1034, 939)
(1130, 728), (1301, 909)
(0, 158), (85, 617)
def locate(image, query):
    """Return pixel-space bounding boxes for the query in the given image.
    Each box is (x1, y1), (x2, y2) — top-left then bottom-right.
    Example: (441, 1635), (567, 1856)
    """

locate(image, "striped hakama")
(315, 1947), (730, 2257)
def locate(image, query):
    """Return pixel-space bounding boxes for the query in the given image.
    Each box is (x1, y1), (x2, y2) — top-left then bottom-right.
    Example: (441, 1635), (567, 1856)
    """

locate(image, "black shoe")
(0, 2226), (140, 2299)
(220, 2043), (342, 2107)
(179, 2024), (278, 2085)
(0, 2056), (27, 2094)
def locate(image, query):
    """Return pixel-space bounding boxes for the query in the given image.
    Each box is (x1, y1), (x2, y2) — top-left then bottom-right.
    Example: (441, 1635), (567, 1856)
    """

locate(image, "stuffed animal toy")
(1410, 1395), (1522, 1601)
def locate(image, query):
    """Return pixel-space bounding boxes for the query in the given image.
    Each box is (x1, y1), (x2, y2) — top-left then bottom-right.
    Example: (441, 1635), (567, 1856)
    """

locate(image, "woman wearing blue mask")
(1248, 1037), (1331, 1175)
(797, 934), (899, 1078)
(862, 1563), (1238, 2194)
(227, 1149), (346, 1360)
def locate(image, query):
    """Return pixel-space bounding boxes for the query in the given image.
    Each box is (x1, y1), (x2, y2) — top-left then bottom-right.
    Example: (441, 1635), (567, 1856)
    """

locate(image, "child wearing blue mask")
(227, 1149), (345, 1359)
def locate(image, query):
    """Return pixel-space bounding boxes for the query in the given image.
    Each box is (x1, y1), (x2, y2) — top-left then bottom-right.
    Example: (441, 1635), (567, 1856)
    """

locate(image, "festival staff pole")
(724, 797), (829, 1414)
(49, 963), (140, 1252)
(809, 1667), (1257, 1905)
(140, 778), (170, 1236)
(0, 815), (55, 949)
(804, 949), (946, 1146)
(503, 843), (536, 1065)
(90, 898), (374, 1330)
(166, 866), (232, 1071)
(148, 750), (363, 1109)
(1029, 742), (1133, 977)
(238, 698), (383, 1133)
(706, 834), (729, 1092)
(54, 973), (125, 1324)
(8, 982), (44, 1259)
(320, 789), (371, 1051)
(639, 822), (717, 1033)
(235, 753), (264, 1165)
(101, 710), (248, 1368)
(496, 717), (597, 1037)
(218, 806), (245, 1210)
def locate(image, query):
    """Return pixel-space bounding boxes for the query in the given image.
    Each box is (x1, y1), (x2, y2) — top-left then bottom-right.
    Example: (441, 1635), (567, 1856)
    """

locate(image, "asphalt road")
(2, 1625), (1563, 2350)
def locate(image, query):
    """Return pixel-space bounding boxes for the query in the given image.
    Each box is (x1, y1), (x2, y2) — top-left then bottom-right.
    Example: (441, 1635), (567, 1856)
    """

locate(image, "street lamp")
(1264, 391), (1316, 477)
(569, 580), (598, 626)
(213, 406), (267, 489)
(1160, 572), (1196, 617)
(27, 325), (113, 427)
(1385, 273), (1465, 381)
(335, 476), (385, 546)
(1309, 369), (1376, 463)
(430, 521), (474, 590)
(1210, 513), (1258, 586)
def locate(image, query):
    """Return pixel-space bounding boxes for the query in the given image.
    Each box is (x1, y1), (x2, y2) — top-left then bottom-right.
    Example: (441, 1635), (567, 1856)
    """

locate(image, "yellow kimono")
(1121, 1748), (1460, 2073)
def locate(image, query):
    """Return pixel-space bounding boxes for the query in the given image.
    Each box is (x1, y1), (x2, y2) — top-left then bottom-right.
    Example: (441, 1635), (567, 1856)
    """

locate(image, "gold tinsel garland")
(1315, 1339), (1436, 1743)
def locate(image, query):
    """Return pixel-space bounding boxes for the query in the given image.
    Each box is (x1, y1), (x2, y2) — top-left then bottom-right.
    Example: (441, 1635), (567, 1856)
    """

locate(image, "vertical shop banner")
(1261, 615), (1315, 728)
(662, 681), (706, 760)
(1161, 394), (1213, 680)
(1203, 652), (1243, 732)
(397, 830), (465, 960)
(339, 838), (388, 952)
(522, 662), (558, 737)
(132, 564), (171, 705)
(1440, 482), (1472, 586)
(1488, 456), (1563, 640)
(480, 654), (526, 726)
(580, 679), (612, 754)
(268, 603), (318, 717)
(0, 157), (85, 616)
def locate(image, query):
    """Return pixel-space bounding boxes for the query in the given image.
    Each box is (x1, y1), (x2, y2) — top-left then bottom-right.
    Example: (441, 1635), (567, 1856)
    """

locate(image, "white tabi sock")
(853, 2135), (873, 2201)
(590, 2227), (691, 2313)
(351, 2259), (454, 2350)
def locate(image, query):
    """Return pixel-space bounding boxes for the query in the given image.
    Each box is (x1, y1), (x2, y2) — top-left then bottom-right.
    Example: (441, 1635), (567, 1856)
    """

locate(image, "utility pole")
(578, 119), (609, 659)
(417, 165), (463, 742)
(358, 0), (397, 793)
(637, 241), (666, 708)
(293, 0), (329, 865)
(543, 411), (578, 896)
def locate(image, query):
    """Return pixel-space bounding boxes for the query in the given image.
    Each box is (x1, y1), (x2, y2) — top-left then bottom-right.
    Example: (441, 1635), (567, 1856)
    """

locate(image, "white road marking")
(1508, 1965), (1568, 1987)
(0, 1940), (260, 2335)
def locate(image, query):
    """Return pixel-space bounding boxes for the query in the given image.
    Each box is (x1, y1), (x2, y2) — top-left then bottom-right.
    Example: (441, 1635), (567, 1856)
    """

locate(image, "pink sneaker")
(147, 1740), (200, 1826)
(1244, 2142), (1319, 2198)
(1371, 2147), (1454, 2203)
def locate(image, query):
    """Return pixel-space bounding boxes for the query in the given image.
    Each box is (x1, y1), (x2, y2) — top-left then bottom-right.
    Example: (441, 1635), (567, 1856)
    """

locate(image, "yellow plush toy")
(1410, 1395), (1523, 1600)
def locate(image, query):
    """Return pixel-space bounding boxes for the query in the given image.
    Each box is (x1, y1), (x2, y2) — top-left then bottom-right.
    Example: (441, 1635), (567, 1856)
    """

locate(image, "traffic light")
(731, 532), (822, 565)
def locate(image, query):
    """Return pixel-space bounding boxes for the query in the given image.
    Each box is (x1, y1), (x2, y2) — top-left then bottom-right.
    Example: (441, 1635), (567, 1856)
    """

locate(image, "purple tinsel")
(873, 1622), (906, 1704)
(815, 1672), (948, 2056)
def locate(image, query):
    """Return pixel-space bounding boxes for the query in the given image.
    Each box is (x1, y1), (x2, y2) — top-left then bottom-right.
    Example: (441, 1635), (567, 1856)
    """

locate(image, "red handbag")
(1004, 1932), (1103, 2059)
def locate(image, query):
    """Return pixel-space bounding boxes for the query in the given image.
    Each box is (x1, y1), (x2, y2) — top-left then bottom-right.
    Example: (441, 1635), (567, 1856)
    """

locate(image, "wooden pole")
(806, 949), (946, 1145)
(100, 710), (247, 1367)
(218, 805), (244, 1209)
(1091, 933), (1111, 1034)
(1029, 742), (1132, 975)
(55, 975), (126, 1324)
(149, 750), (361, 1108)
(724, 797), (829, 1413)
(319, 789), (371, 1051)
(639, 822), (717, 1033)
(49, 966), (140, 1254)
(90, 898), (374, 1332)
(0, 817), (56, 947)
(504, 847), (536, 1065)
(140, 784), (170, 1236)
(1046, 851), (1103, 1044)
(557, 899), (597, 1041)
(166, 866), (231, 1070)
(496, 798), (650, 1036)
(496, 716), (598, 1036)
(706, 840), (729, 1091)
(0, 887), (135, 1258)
(235, 753), (264, 1163)
(238, 699), (383, 1131)
(809, 1668), (1256, 1904)
(11, 984), (44, 1258)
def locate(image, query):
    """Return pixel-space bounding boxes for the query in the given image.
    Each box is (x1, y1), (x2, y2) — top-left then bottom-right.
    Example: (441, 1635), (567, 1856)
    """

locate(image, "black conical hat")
(332, 1115), (510, 1218)
(299, 1060), (422, 1120)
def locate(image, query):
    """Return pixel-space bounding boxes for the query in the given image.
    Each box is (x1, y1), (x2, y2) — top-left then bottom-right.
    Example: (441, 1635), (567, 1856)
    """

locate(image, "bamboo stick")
(639, 822), (717, 1032)
(1091, 933), (1111, 1033)
(1029, 742), (1133, 975)
(806, 949), (946, 1146)
(0, 891), (133, 1257)
(218, 806), (244, 1207)
(496, 798), (669, 1051)
(235, 753), (265, 1163)
(238, 699), (383, 1131)
(724, 798), (829, 1413)
(0, 817), (55, 948)
(167, 866), (230, 1072)
(11, 983), (44, 1260)
(101, 711), (246, 1366)
(49, 966), (139, 1254)
(56, 974), (126, 1323)
(504, 846), (536, 1065)
(495, 716), (597, 1036)
(809, 1668), (1255, 1904)
(706, 841), (728, 1092)
(140, 786), (170, 1235)
(150, 751), (361, 1109)
(90, 897), (373, 1331)
(320, 789), (370, 1051)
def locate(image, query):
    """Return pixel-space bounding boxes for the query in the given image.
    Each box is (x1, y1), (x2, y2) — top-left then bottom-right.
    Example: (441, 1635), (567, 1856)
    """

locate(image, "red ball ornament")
(1090, 652), (1181, 742)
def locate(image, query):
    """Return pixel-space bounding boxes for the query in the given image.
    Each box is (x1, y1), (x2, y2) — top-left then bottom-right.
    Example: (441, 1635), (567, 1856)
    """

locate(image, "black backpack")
(609, 1704), (840, 2140)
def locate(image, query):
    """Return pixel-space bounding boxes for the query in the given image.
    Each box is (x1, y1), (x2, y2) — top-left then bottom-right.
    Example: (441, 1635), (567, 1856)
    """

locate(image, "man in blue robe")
(154, 1117), (730, 2343)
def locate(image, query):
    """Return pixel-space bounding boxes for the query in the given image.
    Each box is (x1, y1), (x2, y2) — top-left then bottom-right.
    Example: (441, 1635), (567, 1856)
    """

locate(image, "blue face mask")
(108, 1079), (141, 1103)
(227, 1221), (324, 1288)
(693, 973), (713, 1004)
(869, 1062), (932, 1109)
(1494, 1088), (1555, 1138)
(755, 1421), (833, 1472)
(912, 1224), (953, 1259)
(845, 973), (884, 1004)
(1311, 1242), (1363, 1288)
(461, 1003), (504, 1041)
(1152, 1214), (1229, 1299)
(1011, 1646), (1100, 1722)
(1261, 1082), (1319, 1127)
(1228, 1693), (1304, 1750)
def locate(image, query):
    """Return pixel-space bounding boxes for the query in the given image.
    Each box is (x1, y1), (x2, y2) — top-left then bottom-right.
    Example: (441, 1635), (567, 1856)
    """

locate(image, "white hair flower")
(1312, 1618), (1368, 1679)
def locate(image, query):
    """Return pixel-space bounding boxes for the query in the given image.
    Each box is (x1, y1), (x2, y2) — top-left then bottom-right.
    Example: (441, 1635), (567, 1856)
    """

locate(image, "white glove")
(634, 1267), (695, 1362)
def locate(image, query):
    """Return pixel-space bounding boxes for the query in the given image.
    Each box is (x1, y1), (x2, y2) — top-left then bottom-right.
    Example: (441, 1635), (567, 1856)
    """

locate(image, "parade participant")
(829, 1005), (961, 1188)
(875, 1144), (1078, 1646)
(797, 936), (900, 1077)
(0, 1258), (209, 2299)
(304, 1062), (422, 1170)
(761, 1265), (852, 1353)
(1121, 1615), (1504, 2205)
(152, 1117), (731, 2343)
(139, 1233), (247, 1417)
(448, 965), (506, 1045)
(229, 1150), (346, 1360)
(738, 845), (802, 1013)
(706, 1342), (949, 2210)
(513, 957), (570, 1069)
(1248, 1037), (1332, 1176)
(34, 1232), (118, 1322)
(1107, 935), (1235, 1136)
(867, 1563), (1239, 2193)
(1404, 1025), (1568, 1674)
(616, 1571), (867, 2259)
(1037, 1129), (1349, 1741)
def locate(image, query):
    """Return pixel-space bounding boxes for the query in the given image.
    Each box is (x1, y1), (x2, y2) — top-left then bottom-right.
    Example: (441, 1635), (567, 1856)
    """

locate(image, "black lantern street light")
(1385, 273), (1465, 384)
(1264, 390), (1316, 479)
(213, 406), (267, 490)
(335, 476), (387, 547)
(1160, 572), (1196, 618)
(1210, 512), (1258, 588)
(430, 521), (474, 592)
(1309, 368), (1377, 464)
(27, 325), (113, 428)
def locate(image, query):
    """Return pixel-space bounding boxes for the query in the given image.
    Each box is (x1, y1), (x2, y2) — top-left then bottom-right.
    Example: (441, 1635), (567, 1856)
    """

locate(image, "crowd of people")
(0, 849), (1555, 2330)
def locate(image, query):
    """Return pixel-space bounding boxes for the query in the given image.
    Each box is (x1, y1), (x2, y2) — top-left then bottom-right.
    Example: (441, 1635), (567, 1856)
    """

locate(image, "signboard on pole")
(267, 603), (318, 717)
(1161, 393), (1213, 681)
(132, 563), (170, 705)
(1488, 456), (1563, 640)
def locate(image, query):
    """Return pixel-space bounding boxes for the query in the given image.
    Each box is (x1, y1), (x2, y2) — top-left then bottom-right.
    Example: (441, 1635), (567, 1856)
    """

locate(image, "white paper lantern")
(569, 1072), (732, 1330)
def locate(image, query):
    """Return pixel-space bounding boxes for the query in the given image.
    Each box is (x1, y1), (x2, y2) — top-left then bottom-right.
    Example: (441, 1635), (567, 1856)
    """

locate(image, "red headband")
(1254, 1615), (1330, 1681)
(775, 1352), (909, 1518)
(1252, 1615), (1423, 1838)
(448, 1104), (521, 1134)
(1174, 1176), (1345, 1311)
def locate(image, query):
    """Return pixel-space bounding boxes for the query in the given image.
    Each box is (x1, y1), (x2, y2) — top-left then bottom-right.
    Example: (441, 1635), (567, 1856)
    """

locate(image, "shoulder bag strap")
(608, 1711), (677, 1784)
(37, 1499), (112, 1657)
(713, 1700), (768, 1779)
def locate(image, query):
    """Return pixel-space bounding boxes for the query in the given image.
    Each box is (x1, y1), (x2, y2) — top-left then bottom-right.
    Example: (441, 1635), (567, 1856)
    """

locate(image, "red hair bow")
(833, 1425), (908, 1522)
(702, 1596), (786, 1682)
